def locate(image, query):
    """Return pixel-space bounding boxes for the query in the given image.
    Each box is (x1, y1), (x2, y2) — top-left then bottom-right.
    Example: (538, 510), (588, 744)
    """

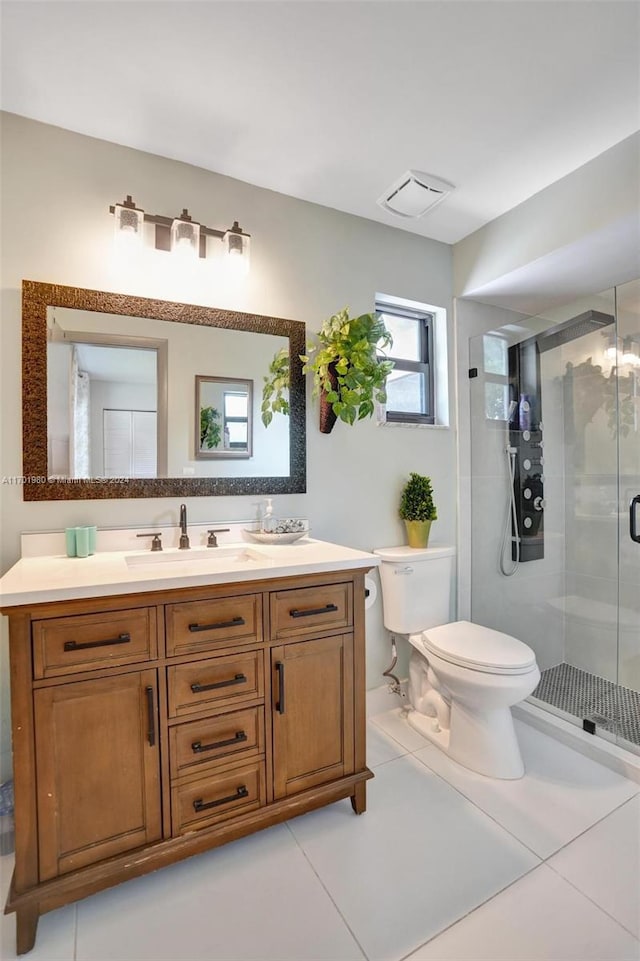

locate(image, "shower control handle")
(533, 497), (546, 511)
(630, 494), (640, 543)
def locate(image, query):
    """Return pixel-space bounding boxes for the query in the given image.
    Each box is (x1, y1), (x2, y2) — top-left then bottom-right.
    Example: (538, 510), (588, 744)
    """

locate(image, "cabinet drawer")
(33, 608), (156, 679)
(170, 707), (264, 778)
(168, 651), (263, 718)
(165, 594), (262, 657)
(172, 760), (265, 834)
(270, 582), (352, 640)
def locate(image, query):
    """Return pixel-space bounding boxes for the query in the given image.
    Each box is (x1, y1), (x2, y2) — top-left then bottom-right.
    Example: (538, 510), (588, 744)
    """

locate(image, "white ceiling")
(74, 344), (157, 384)
(1, 1), (639, 245)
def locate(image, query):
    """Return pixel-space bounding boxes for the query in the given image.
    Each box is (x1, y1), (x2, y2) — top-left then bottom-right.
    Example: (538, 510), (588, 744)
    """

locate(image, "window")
(223, 391), (249, 449)
(376, 302), (435, 424)
(482, 334), (510, 421)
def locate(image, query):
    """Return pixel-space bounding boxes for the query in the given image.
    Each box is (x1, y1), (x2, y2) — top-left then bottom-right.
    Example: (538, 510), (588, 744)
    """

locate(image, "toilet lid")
(421, 621), (537, 674)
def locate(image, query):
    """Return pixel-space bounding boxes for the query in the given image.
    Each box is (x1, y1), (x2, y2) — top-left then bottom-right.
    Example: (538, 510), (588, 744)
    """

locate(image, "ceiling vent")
(377, 170), (455, 219)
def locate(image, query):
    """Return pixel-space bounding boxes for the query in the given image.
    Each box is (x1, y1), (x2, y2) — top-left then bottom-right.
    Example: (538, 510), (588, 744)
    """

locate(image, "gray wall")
(0, 112), (455, 781)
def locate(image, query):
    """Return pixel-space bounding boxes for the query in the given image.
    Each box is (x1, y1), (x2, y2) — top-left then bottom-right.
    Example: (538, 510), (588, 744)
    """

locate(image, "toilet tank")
(373, 545), (456, 634)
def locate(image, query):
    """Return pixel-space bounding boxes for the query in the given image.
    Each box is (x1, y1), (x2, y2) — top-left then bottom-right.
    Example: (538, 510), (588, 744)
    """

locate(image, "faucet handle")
(207, 528), (230, 547)
(136, 532), (163, 552)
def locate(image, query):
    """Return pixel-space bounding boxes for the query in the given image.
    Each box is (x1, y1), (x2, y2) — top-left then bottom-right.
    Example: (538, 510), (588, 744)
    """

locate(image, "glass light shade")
(171, 217), (200, 258)
(114, 203), (144, 248)
(223, 223), (250, 274)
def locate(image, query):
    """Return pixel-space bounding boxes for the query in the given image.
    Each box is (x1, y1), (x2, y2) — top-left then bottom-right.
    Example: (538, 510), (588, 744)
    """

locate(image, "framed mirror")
(196, 376), (253, 460)
(22, 281), (306, 499)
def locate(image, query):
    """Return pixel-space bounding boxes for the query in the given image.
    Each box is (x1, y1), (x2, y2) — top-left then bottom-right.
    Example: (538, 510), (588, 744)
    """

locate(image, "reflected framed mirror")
(195, 375), (253, 459)
(22, 280), (306, 499)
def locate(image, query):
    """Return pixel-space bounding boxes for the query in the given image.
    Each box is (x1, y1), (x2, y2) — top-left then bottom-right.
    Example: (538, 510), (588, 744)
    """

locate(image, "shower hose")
(499, 444), (520, 577)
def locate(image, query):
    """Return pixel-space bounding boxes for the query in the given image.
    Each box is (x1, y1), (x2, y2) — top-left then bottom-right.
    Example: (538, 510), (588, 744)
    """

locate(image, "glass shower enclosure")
(469, 280), (640, 751)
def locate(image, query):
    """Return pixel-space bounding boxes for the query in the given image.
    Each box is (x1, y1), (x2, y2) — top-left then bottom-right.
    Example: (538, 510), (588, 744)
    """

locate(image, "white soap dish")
(244, 520), (309, 545)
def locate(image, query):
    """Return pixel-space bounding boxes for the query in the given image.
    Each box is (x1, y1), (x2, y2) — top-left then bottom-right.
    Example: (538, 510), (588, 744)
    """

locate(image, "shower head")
(536, 310), (614, 353)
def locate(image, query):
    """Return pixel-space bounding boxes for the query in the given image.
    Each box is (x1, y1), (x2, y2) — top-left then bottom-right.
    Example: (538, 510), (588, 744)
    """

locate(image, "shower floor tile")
(533, 662), (640, 746)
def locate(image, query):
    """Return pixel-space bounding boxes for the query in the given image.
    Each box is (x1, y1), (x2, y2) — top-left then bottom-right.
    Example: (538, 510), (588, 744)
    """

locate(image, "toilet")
(374, 545), (540, 779)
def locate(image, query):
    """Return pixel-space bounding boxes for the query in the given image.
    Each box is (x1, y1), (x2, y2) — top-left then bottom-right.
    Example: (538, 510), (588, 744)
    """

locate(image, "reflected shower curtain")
(71, 346), (90, 478)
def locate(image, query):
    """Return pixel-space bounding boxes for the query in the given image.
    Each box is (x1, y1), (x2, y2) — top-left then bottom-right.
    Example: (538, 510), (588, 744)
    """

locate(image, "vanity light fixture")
(109, 195), (251, 269)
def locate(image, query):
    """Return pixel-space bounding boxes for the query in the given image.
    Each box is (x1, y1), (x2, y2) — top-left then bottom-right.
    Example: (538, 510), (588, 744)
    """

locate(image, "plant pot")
(319, 362), (339, 434)
(404, 519), (432, 549)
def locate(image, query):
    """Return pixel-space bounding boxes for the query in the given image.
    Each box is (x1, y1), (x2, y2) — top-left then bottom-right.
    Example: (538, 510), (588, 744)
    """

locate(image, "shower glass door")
(468, 286), (640, 750)
(615, 279), (640, 749)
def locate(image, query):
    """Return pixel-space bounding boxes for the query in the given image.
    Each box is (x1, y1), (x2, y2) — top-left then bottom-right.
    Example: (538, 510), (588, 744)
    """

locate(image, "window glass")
(379, 313), (421, 361)
(483, 334), (508, 375)
(385, 371), (426, 414)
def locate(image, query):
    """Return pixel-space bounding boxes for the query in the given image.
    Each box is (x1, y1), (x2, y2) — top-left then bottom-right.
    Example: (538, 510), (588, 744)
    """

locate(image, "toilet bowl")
(374, 545), (540, 780)
(408, 622), (540, 779)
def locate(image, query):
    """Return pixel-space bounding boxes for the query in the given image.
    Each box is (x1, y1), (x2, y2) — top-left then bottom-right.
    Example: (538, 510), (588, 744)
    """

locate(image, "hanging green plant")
(301, 307), (394, 432)
(200, 405), (222, 449)
(261, 346), (290, 427)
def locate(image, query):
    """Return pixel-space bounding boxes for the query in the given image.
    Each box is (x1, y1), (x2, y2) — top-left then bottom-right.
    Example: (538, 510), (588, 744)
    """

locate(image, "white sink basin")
(125, 546), (262, 569)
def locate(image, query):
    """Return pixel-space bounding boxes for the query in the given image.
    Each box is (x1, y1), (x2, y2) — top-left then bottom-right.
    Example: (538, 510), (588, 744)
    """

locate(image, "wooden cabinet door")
(272, 634), (354, 799)
(34, 670), (162, 881)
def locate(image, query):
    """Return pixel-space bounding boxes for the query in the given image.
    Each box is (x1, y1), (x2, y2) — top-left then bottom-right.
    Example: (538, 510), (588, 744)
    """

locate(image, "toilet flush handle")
(394, 566), (414, 575)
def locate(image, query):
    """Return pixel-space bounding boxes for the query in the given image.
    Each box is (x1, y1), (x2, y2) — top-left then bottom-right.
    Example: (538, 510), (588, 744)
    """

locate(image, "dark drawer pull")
(188, 616), (246, 633)
(276, 661), (285, 715)
(190, 673), (247, 694)
(289, 603), (338, 619)
(64, 632), (131, 652)
(193, 785), (249, 812)
(145, 685), (156, 747)
(191, 731), (247, 754)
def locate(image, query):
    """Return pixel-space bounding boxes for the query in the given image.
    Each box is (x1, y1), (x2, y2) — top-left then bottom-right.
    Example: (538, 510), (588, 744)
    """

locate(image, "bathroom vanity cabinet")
(2, 565), (372, 954)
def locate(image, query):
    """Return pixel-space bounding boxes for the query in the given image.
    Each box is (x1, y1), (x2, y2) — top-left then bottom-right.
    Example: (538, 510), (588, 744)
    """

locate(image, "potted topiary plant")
(261, 346), (290, 427)
(301, 307), (394, 433)
(399, 472), (437, 548)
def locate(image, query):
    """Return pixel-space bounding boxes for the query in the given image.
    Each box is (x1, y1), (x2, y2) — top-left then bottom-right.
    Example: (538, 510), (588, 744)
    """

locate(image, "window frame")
(376, 303), (435, 425)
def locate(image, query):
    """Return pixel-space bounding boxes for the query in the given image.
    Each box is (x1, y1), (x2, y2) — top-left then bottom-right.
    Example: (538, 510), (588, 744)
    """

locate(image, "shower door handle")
(630, 495), (640, 543)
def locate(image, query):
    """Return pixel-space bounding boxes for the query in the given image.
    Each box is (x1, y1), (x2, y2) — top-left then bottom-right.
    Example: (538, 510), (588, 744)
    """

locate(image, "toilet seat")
(419, 620), (537, 676)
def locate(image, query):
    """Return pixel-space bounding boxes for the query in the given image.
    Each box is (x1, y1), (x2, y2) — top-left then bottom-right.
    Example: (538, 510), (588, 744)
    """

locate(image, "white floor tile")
(76, 823), (365, 961)
(405, 863), (640, 961)
(367, 719), (408, 768)
(412, 717), (639, 857)
(287, 754), (539, 961)
(549, 795), (640, 937)
(370, 707), (431, 752)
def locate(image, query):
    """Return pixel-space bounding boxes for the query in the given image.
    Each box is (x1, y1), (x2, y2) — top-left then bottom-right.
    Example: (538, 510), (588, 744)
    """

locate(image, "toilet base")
(406, 702), (526, 780)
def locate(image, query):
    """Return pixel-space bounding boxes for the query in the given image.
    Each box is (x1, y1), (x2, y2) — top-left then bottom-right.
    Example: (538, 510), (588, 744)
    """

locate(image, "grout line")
(395, 860), (545, 961)
(406, 748), (545, 861)
(544, 795), (640, 941)
(283, 820), (370, 961)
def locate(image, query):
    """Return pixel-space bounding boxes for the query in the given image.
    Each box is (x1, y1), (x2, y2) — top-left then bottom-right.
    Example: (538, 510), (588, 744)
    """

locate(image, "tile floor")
(1, 710), (638, 961)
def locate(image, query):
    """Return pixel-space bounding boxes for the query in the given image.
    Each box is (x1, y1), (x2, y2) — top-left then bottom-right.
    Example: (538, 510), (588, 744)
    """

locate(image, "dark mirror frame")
(22, 280), (306, 500)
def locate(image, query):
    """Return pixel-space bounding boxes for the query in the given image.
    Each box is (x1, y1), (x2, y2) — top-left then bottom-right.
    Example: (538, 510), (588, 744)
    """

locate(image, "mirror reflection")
(46, 306), (290, 480)
(196, 376), (253, 459)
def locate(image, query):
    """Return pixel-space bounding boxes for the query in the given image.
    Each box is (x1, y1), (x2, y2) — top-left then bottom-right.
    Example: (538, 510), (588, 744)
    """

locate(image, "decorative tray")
(244, 520), (310, 545)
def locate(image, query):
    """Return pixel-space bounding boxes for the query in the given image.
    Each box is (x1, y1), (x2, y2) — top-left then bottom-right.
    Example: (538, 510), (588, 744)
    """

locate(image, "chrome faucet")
(179, 503), (190, 550)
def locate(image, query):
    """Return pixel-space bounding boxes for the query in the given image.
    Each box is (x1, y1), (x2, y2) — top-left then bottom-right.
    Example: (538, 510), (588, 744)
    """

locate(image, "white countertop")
(0, 538), (379, 608)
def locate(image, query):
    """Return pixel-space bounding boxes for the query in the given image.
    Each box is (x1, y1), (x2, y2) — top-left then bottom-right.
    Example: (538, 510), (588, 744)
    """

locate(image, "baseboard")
(515, 700), (640, 785)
